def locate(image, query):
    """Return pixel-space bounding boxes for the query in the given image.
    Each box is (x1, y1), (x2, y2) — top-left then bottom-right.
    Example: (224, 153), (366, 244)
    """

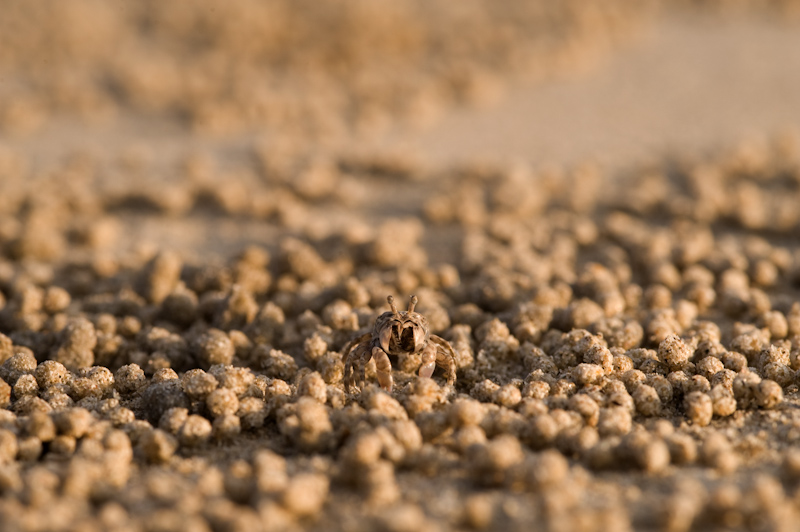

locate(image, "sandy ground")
(3, 4), (800, 532)
(385, 15), (800, 168)
(5, 13), (800, 258)
(8, 15), (800, 169)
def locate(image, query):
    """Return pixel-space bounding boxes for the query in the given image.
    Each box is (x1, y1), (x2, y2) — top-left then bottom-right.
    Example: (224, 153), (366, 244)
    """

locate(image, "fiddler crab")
(342, 295), (457, 393)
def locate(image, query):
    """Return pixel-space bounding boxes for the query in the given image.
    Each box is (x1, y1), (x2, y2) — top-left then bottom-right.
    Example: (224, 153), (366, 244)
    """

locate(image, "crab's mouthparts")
(399, 326), (416, 351)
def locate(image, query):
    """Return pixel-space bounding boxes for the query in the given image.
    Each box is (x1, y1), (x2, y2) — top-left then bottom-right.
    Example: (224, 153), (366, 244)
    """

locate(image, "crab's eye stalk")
(407, 295), (418, 313)
(388, 295), (398, 315)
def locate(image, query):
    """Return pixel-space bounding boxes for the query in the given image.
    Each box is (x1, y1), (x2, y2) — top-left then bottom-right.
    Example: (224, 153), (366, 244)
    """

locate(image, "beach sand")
(2, 2), (800, 531)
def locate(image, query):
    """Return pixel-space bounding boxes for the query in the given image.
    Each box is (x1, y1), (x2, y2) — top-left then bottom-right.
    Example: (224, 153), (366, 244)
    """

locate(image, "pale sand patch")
(382, 16), (800, 168)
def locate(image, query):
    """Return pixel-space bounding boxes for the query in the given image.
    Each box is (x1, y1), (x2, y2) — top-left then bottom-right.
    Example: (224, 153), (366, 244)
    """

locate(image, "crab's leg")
(344, 339), (372, 393)
(431, 335), (457, 385)
(355, 343), (375, 391)
(419, 342), (436, 379)
(341, 333), (371, 364)
(373, 347), (393, 392)
(344, 352), (358, 393)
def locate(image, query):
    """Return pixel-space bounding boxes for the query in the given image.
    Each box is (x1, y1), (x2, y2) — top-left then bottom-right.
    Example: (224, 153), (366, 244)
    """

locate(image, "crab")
(342, 295), (457, 393)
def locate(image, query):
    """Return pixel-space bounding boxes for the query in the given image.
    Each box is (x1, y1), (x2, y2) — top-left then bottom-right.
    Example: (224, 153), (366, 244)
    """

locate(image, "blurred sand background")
(2, 2), (800, 259)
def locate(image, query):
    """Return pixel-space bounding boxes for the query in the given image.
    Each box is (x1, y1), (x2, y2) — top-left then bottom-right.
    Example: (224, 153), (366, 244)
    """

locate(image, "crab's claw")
(419, 342), (436, 378)
(412, 324), (426, 353)
(379, 324), (392, 353)
(418, 363), (435, 379)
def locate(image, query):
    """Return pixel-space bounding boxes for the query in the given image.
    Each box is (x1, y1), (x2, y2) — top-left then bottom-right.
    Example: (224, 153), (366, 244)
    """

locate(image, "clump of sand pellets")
(3, 132), (800, 531)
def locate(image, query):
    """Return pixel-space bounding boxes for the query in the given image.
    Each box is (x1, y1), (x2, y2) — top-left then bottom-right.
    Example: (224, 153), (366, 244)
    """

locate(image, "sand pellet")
(193, 330), (235, 369)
